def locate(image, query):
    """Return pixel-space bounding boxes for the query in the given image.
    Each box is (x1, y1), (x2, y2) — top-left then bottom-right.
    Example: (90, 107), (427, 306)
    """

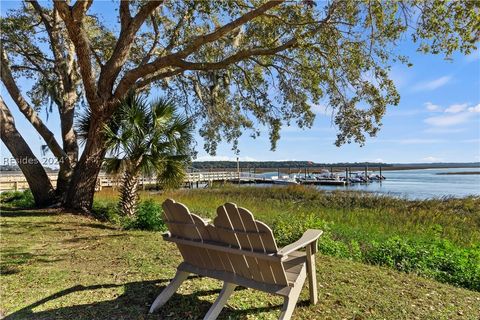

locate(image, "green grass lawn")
(1, 206), (479, 319)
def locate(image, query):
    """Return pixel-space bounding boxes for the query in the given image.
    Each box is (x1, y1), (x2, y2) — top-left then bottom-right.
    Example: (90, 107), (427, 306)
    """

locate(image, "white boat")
(271, 175), (299, 185)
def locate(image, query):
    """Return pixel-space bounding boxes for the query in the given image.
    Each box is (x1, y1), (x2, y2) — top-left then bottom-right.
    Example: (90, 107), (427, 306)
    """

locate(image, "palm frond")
(156, 159), (187, 190)
(75, 107), (92, 145)
(103, 91), (194, 191)
(104, 157), (126, 175)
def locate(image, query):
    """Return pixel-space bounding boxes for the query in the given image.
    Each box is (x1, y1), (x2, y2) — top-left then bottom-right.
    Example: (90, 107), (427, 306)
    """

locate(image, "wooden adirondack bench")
(149, 199), (323, 320)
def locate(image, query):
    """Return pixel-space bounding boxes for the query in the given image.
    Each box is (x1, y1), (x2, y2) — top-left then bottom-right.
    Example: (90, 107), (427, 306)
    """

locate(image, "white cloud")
(422, 156), (443, 162)
(413, 76), (451, 91)
(444, 103), (468, 113)
(424, 112), (471, 127)
(468, 104), (480, 113)
(389, 67), (409, 89)
(424, 102), (479, 127)
(386, 109), (425, 117)
(425, 102), (441, 112)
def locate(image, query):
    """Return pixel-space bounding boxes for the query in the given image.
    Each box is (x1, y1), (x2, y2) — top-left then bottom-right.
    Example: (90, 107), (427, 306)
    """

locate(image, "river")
(266, 167), (480, 200)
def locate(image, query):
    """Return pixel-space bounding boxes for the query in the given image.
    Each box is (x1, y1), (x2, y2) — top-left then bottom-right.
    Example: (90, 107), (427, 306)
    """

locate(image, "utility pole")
(237, 157), (240, 184)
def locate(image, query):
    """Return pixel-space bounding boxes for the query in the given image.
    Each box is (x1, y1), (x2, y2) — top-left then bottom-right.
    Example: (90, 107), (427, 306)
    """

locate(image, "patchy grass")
(1, 207), (479, 319)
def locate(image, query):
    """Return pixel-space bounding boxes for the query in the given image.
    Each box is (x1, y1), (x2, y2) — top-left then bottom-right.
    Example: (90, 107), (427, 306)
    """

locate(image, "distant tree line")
(190, 161), (392, 170)
(190, 161), (480, 170)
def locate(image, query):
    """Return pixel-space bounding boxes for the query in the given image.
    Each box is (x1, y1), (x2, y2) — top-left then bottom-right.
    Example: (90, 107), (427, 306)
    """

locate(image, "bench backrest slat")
(162, 199), (288, 286)
(162, 199), (212, 269)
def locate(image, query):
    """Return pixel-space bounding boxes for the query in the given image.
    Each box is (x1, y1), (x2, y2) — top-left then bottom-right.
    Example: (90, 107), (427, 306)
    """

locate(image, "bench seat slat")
(178, 262), (303, 297)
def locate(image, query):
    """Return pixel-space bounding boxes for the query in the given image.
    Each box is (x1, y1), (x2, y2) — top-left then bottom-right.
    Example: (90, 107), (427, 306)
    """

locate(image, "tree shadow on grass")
(1, 248), (68, 276)
(5, 277), (285, 320)
(78, 222), (118, 230)
(0, 207), (60, 217)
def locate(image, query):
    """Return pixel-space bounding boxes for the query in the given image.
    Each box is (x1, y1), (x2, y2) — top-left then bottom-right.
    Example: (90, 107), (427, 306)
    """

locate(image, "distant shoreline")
(436, 172), (480, 175)
(1, 165), (480, 175)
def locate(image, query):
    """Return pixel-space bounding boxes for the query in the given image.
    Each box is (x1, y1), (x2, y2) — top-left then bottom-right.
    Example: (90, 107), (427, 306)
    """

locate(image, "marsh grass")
(97, 185), (480, 245)
(95, 185), (480, 290)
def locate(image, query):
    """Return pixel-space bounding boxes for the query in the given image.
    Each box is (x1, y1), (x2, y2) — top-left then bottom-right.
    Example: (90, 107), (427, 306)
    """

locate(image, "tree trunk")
(56, 100), (78, 199)
(0, 98), (56, 207)
(63, 116), (106, 212)
(119, 169), (139, 217)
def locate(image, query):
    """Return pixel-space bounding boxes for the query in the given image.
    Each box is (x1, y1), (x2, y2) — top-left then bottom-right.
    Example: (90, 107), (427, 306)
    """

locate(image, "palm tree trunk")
(119, 169), (139, 217)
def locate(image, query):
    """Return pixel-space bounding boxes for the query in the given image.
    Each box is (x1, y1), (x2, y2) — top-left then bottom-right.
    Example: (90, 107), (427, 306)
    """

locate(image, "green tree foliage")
(0, 0), (478, 211)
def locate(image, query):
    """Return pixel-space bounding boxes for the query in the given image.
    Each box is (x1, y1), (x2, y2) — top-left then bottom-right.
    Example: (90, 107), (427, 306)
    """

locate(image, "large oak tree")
(0, 0), (478, 212)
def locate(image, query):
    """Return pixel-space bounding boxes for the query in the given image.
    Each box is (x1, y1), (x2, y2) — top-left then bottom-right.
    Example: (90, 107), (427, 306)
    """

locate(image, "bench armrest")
(277, 229), (323, 257)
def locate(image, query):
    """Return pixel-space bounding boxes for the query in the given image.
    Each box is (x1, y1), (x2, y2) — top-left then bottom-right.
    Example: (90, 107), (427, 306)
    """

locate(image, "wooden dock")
(0, 167), (383, 192)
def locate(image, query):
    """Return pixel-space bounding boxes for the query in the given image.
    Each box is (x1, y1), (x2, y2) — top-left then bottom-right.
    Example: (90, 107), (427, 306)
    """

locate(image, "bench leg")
(279, 284), (303, 320)
(203, 282), (237, 320)
(279, 266), (306, 320)
(306, 244), (318, 305)
(149, 270), (189, 313)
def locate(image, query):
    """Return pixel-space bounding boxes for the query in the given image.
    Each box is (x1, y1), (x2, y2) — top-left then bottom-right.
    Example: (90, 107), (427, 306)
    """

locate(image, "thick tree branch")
(30, 1), (70, 93)
(30, 0), (79, 169)
(114, 0), (284, 99)
(173, 39), (298, 71)
(0, 96), (55, 206)
(175, 0), (284, 59)
(134, 69), (185, 92)
(98, 0), (163, 96)
(119, 0), (131, 26)
(54, 0), (99, 108)
(1, 47), (68, 162)
(72, 0), (93, 21)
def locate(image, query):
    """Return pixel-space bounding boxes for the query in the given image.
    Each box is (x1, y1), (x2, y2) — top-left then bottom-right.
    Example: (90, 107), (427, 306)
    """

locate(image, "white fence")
(0, 171), (244, 192)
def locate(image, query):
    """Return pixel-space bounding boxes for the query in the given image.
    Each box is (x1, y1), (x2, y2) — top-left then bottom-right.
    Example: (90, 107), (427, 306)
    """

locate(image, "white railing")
(0, 171), (245, 191)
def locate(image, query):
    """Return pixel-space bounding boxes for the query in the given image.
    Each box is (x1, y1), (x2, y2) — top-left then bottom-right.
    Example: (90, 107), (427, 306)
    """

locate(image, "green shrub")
(364, 237), (480, 291)
(0, 190), (35, 208)
(272, 211), (479, 291)
(91, 200), (120, 223)
(125, 199), (166, 231)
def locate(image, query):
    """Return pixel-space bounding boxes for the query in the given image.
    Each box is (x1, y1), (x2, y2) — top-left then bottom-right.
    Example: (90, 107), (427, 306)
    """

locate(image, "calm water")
(266, 168), (480, 200)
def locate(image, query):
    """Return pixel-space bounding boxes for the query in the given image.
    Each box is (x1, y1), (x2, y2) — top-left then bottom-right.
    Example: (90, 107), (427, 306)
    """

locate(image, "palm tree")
(102, 92), (193, 216)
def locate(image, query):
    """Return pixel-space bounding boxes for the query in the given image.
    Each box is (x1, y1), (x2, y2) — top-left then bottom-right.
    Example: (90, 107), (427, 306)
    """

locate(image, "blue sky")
(1, 1), (479, 165)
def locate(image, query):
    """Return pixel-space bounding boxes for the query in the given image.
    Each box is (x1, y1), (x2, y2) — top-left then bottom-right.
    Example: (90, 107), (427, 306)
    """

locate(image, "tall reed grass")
(95, 185), (480, 290)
